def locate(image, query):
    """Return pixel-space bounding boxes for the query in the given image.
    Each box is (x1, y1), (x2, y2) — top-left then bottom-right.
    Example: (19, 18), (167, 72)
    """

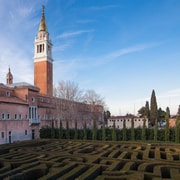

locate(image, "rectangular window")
(25, 130), (27, 135)
(1, 132), (4, 138)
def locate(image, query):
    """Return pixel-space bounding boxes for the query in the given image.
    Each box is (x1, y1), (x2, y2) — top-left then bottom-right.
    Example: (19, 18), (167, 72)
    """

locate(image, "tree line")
(40, 115), (180, 143)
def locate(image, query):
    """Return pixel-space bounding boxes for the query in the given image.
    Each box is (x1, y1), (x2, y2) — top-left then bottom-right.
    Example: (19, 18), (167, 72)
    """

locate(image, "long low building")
(108, 114), (148, 129)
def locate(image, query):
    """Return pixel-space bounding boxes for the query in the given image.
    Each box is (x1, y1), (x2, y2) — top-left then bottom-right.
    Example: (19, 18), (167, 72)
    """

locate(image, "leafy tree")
(112, 121), (117, 141)
(165, 114), (169, 142)
(131, 118), (135, 141)
(92, 119), (97, 140)
(138, 101), (150, 119)
(158, 108), (166, 124)
(150, 90), (158, 125)
(138, 106), (147, 117)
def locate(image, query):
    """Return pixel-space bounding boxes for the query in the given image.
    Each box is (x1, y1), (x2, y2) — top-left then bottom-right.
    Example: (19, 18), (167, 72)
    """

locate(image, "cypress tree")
(51, 120), (55, 139)
(59, 120), (63, 139)
(102, 123), (106, 141)
(154, 118), (158, 141)
(74, 119), (78, 140)
(141, 119), (146, 141)
(112, 120), (117, 141)
(66, 120), (70, 139)
(177, 105), (180, 115)
(145, 101), (150, 120)
(123, 120), (127, 141)
(165, 114), (169, 142)
(131, 118), (135, 141)
(175, 115), (180, 143)
(166, 107), (170, 117)
(92, 119), (97, 141)
(150, 90), (158, 126)
(83, 121), (87, 140)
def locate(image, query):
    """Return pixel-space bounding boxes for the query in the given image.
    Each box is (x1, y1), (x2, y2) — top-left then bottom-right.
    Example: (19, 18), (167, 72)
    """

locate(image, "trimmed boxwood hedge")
(40, 126), (178, 143)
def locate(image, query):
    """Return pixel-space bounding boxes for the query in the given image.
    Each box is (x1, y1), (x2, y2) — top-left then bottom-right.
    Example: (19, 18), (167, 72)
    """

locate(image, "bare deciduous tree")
(54, 80), (83, 102)
(54, 81), (106, 107)
(83, 89), (105, 107)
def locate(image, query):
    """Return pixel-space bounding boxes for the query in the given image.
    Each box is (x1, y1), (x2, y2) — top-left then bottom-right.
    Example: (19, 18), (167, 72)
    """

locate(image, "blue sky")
(0, 0), (180, 115)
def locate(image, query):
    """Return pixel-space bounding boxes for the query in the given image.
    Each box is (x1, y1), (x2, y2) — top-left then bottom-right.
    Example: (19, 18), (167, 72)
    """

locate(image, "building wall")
(0, 103), (28, 121)
(0, 84), (103, 144)
(108, 116), (148, 129)
(0, 120), (54, 144)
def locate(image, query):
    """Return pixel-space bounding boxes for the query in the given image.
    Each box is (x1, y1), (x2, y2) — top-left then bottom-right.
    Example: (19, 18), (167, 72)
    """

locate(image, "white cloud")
(76, 19), (96, 24)
(85, 42), (160, 66)
(88, 5), (121, 11)
(106, 43), (159, 60)
(53, 40), (74, 52)
(57, 30), (94, 39)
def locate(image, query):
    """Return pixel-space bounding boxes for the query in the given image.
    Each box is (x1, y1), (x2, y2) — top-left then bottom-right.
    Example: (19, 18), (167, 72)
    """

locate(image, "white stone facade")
(108, 115), (148, 129)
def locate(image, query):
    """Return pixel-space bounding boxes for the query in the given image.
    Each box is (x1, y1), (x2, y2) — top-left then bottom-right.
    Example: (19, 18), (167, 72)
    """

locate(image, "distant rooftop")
(6, 82), (39, 91)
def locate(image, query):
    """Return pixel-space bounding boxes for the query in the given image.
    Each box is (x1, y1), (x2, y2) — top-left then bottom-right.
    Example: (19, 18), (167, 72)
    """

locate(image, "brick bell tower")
(34, 5), (53, 96)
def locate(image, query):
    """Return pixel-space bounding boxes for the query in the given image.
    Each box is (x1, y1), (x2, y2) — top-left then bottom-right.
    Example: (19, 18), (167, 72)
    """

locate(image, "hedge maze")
(0, 140), (180, 179)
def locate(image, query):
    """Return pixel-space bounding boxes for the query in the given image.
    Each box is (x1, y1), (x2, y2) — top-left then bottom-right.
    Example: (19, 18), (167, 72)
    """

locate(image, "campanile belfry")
(34, 5), (53, 96)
